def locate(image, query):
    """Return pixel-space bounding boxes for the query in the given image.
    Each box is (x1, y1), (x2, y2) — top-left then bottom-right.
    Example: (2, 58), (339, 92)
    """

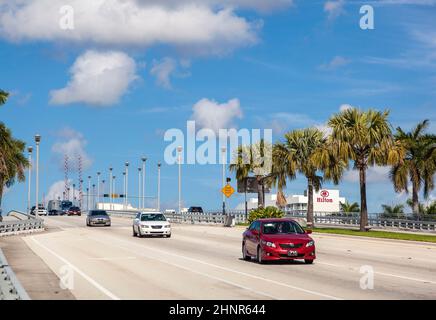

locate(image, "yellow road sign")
(221, 184), (235, 198)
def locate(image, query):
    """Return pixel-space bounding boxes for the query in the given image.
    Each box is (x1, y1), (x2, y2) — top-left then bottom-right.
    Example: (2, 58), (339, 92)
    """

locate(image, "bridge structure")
(0, 210), (436, 300)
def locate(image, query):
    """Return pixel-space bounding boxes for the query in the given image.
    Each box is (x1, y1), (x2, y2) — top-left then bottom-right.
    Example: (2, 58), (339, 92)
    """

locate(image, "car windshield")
(70, 207), (80, 211)
(90, 211), (108, 216)
(141, 214), (166, 221)
(262, 221), (305, 235)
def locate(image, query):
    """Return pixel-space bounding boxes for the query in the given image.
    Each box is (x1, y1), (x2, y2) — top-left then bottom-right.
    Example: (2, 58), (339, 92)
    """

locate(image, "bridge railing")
(0, 249), (30, 300)
(0, 211), (44, 237)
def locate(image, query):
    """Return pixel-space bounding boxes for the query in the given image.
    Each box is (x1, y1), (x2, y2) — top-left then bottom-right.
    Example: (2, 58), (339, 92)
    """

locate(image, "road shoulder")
(0, 234), (75, 300)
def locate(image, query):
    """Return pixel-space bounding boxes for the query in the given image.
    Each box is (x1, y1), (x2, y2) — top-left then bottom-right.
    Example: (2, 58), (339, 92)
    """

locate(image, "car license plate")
(287, 250), (298, 257)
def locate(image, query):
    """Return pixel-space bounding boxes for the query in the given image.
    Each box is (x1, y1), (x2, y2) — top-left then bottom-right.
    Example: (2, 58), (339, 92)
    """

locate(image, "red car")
(242, 218), (316, 264)
(67, 206), (82, 216)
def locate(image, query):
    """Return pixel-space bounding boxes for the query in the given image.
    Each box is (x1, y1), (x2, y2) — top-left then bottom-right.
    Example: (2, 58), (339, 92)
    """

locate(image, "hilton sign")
(317, 190), (333, 203)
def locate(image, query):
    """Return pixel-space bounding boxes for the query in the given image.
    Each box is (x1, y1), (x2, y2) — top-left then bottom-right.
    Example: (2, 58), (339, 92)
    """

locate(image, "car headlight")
(261, 240), (276, 248)
(164, 224), (170, 228)
(306, 240), (315, 247)
(141, 225), (150, 228)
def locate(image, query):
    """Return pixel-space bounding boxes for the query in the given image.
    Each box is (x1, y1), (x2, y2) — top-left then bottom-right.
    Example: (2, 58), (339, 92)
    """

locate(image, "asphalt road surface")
(16, 216), (436, 300)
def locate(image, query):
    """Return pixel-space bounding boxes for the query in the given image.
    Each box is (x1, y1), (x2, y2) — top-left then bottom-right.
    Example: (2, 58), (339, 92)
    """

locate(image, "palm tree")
(328, 108), (402, 231)
(229, 140), (272, 209)
(0, 89), (9, 106)
(381, 204), (405, 218)
(390, 120), (436, 218)
(0, 123), (30, 217)
(340, 201), (360, 213)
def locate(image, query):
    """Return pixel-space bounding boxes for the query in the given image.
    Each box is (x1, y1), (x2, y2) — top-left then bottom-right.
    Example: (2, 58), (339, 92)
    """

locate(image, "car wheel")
(257, 246), (264, 264)
(242, 243), (250, 261)
(137, 227), (142, 238)
(132, 227), (137, 237)
(304, 259), (314, 265)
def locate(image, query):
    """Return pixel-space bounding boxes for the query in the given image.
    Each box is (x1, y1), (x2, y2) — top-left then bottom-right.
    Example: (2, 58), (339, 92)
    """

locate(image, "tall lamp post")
(72, 184), (76, 205)
(177, 146), (183, 214)
(157, 163), (161, 212)
(138, 168), (142, 209)
(34, 135), (41, 218)
(87, 175), (91, 211)
(92, 184), (96, 209)
(221, 146), (226, 215)
(113, 176), (116, 209)
(27, 146), (33, 214)
(125, 162), (129, 209)
(96, 172), (101, 209)
(141, 157), (147, 209)
(123, 172), (126, 210)
(109, 168), (113, 210)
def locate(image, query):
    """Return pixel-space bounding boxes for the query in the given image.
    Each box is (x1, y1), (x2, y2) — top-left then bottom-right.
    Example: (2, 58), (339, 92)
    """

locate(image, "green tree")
(381, 204), (405, 218)
(0, 123), (30, 217)
(390, 120), (436, 218)
(328, 108), (402, 231)
(248, 206), (285, 224)
(0, 89), (8, 106)
(340, 201), (360, 213)
(230, 140), (272, 209)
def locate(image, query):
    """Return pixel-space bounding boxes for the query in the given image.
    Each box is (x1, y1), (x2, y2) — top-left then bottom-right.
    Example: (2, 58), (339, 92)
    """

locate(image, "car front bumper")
(139, 227), (171, 235)
(261, 245), (316, 261)
(89, 220), (111, 226)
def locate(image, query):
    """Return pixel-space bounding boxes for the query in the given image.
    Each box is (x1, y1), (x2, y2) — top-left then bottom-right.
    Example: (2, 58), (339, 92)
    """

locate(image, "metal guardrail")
(105, 209), (436, 232)
(0, 210), (44, 237)
(0, 249), (30, 300)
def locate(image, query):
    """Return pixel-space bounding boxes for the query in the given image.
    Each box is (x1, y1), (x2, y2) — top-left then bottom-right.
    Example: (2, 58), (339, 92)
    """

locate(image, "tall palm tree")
(340, 201), (360, 213)
(229, 140), (272, 209)
(0, 123), (30, 216)
(390, 120), (436, 218)
(0, 89), (9, 106)
(328, 108), (402, 231)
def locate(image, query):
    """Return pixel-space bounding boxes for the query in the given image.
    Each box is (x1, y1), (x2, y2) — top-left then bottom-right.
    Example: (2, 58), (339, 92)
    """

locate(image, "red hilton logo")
(317, 190), (333, 203)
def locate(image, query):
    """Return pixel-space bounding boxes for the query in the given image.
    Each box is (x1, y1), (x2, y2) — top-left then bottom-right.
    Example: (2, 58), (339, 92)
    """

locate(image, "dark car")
(48, 209), (64, 216)
(86, 210), (111, 227)
(67, 206), (81, 216)
(242, 218), (316, 264)
(188, 206), (203, 214)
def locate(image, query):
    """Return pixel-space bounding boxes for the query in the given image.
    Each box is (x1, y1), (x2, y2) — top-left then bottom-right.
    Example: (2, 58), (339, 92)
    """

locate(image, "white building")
(235, 189), (346, 215)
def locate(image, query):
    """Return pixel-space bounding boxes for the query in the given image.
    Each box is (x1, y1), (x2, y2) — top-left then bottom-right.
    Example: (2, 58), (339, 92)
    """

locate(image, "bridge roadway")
(13, 216), (436, 299)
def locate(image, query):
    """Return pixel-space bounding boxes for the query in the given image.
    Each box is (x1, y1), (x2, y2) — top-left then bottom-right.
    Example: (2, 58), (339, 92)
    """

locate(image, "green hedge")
(248, 206), (285, 224)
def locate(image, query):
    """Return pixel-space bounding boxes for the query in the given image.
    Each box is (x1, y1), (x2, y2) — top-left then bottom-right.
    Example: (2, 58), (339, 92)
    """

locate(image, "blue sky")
(1, 0), (436, 214)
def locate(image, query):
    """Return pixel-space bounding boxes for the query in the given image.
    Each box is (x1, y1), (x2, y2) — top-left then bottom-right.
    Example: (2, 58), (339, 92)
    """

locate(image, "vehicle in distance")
(187, 206), (203, 214)
(242, 218), (316, 264)
(86, 210), (111, 227)
(67, 206), (81, 216)
(30, 204), (48, 216)
(48, 209), (64, 216)
(133, 212), (171, 238)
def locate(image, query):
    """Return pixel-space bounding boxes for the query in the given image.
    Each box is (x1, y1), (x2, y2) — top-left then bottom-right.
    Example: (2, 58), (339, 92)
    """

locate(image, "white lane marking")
(91, 231), (342, 300)
(88, 236), (280, 300)
(29, 236), (120, 300)
(89, 257), (136, 261)
(317, 261), (436, 285)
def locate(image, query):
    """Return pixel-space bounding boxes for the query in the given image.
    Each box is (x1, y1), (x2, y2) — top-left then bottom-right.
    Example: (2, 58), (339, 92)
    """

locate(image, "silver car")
(86, 210), (111, 227)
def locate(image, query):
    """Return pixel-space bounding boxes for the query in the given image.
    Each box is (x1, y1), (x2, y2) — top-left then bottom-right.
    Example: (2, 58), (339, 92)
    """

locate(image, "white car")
(133, 212), (171, 238)
(36, 208), (48, 216)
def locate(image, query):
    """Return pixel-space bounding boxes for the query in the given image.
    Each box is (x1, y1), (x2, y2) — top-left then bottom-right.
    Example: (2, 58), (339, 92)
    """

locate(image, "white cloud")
(324, 0), (345, 20)
(0, 0), (266, 55)
(343, 166), (391, 183)
(150, 57), (190, 89)
(339, 104), (354, 112)
(319, 56), (350, 70)
(46, 179), (82, 201)
(50, 50), (138, 106)
(51, 128), (92, 172)
(191, 98), (243, 132)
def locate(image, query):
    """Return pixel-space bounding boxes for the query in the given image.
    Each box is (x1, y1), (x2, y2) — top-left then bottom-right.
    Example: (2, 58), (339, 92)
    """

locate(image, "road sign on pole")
(221, 184), (235, 198)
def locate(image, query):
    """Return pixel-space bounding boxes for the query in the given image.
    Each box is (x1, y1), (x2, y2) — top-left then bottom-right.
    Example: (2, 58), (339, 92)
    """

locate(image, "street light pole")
(221, 146), (226, 216)
(97, 172), (101, 209)
(27, 146), (33, 214)
(125, 162), (129, 209)
(92, 184), (96, 209)
(157, 163), (161, 212)
(109, 168), (113, 210)
(87, 175), (91, 211)
(113, 176), (116, 209)
(138, 168), (142, 209)
(72, 184), (76, 205)
(34, 135), (41, 219)
(177, 146), (183, 214)
(123, 172), (126, 210)
(141, 157), (147, 209)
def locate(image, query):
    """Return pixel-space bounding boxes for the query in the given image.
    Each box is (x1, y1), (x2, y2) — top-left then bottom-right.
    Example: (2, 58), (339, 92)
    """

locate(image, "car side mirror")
(252, 229), (259, 236)
(305, 229), (312, 234)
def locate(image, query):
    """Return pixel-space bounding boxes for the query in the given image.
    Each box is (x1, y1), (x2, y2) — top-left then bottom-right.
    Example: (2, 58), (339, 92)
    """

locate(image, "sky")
(1, 0), (436, 214)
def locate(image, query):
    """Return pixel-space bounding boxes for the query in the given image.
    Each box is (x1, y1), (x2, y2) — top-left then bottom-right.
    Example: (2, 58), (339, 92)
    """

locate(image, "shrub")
(248, 206), (285, 224)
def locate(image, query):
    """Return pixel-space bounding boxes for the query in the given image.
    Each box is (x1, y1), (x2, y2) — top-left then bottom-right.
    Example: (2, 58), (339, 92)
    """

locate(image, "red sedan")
(242, 218), (316, 264)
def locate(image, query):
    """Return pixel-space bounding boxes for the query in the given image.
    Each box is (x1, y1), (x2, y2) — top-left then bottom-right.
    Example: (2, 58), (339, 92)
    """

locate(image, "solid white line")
(29, 236), (120, 300)
(317, 261), (436, 285)
(93, 232), (342, 300)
